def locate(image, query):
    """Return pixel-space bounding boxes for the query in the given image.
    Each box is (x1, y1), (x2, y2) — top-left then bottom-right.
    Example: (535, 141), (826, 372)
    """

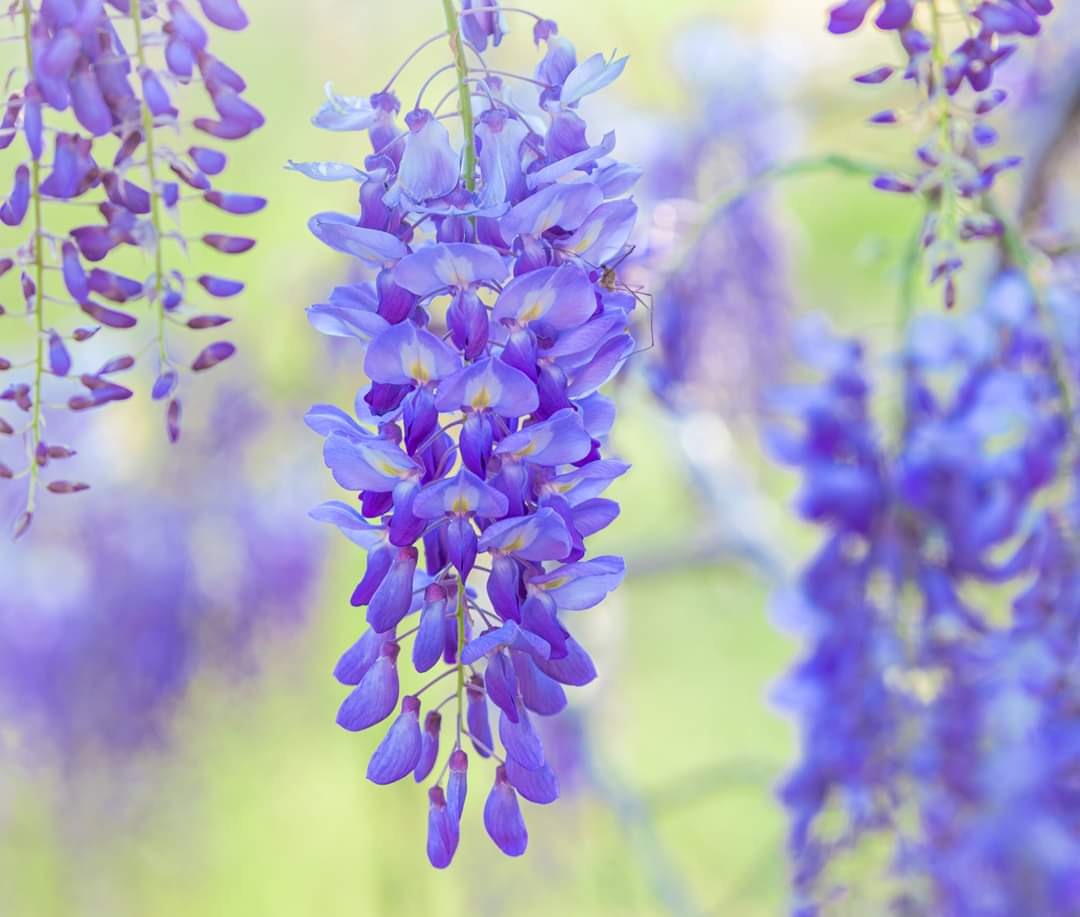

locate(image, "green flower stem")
(20, 0), (45, 524)
(129, 0), (169, 367)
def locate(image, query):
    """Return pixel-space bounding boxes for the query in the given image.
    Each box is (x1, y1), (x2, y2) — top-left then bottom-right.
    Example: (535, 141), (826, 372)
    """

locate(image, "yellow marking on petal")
(518, 288), (556, 324)
(470, 385), (492, 410)
(539, 576), (569, 591)
(504, 535), (526, 553)
(571, 222), (601, 254)
(409, 359), (432, 383)
(376, 458), (406, 478)
(439, 253), (475, 290)
(451, 495), (471, 514)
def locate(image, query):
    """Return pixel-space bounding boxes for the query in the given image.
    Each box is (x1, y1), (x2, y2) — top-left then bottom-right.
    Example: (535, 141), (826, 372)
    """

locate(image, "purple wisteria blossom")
(769, 269), (1080, 912)
(829, 0), (1055, 307)
(296, 2), (638, 867)
(0, 0), (263, 539)
(633, 25), (797, 420)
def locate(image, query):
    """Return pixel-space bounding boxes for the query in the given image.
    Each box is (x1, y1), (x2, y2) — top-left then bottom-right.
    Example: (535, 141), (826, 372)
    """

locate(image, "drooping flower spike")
(0, 0), (263, 538)
(298, 1), (638, 867)
(769, 270), (1080, 911)
(828, 0), (1055, 307)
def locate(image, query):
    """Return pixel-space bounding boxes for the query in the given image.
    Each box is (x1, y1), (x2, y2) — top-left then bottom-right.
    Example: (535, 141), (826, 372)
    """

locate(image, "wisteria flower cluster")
(297, 2), (638, 867)
(829, 0), (1054, 306)
(634, 25), (795, 420)
(0, 0), (263, 538)
(769, 270), (1079, 913)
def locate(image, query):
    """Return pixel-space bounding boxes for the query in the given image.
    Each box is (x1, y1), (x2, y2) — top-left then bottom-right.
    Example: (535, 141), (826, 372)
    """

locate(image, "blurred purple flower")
(0, 393), (322, 768)
(769, 270), (1079, 911)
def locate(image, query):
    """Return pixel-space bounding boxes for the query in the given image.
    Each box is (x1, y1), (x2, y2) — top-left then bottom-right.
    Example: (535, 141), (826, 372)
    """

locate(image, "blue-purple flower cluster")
(769, 270), (1080, 912)
(297, 3), (638, 867)
(635, 26), (794, 419)
(829, 0), (1054, 307)
(0, 0), (263, 538)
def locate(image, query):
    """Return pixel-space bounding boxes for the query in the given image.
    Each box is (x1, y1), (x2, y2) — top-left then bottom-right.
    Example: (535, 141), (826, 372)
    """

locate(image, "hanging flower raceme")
(296, 2), (638, 867)
(768, 269), (1078, 912)
(828, 0), (1054, 307)
(0, 0), (263, 539)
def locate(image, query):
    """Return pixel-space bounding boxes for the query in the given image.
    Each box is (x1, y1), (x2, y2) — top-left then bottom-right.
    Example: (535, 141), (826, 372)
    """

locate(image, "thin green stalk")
(929, 1), (957, 246)
(439, 0), (476, 192)
(20, 0), (45, 524)
(986, 195), (1079, 460)
(129, 0), (169, 366)
(454, 573), (466, 749)
(438, 0), (475, 754)
(665, 153), (884, 284)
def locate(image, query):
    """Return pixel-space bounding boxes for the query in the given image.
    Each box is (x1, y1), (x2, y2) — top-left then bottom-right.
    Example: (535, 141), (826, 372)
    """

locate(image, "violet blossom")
(296, 1), (638, 867)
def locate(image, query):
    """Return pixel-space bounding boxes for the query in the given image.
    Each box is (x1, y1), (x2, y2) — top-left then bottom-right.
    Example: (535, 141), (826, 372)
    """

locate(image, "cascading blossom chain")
(297, 1), (639, 867)
(0, 0), (263, 538)
(829, 0), (1054, 307)
(769, 277), (1079, 912)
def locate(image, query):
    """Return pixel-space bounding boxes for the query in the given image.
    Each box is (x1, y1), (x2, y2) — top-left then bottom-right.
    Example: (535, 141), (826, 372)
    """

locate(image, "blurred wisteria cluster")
(0, 0), (263, 538)
(0, 389), (321, 787)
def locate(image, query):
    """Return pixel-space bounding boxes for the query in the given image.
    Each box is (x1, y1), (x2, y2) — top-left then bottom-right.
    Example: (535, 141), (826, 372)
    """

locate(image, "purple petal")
(513, 651), (567, 715)
(48, 331), (71, 377)
(483, 766), (528, 856)
(80, 300), (137, 329)
(336, 643), (400, 731)
(562, 198), (636, 264)
(478, 508), (573, 562)
(334, 627), (393, 685)
(500, 180), (602, 239)
(202, 233), (256, 254)
(414, 711), (442, 782)
(533, 636), (597, 686)
(308, 212), (407, 265)
(198, 0), (249, 29)
(435, 357), (539, 418)
(426, 786), (458, 869)
(366, 696), (422, 785)
(366, 546), (418, 633)
(393, 243), (506, 296)
(191, 341), (236, 371)
(494, 408), (593, 465)
(204, 190), (266, 214)
(323, 432), (420, 492)
(493, 263), (596, 330)
(198, 274), (245, 297)
(413, 586), (448, 673)
(447, 748), (468, 820)
(466, 676), (494, 757)
(398, 109), (459, 202)
(189, 145), (226, 174)
(499, 708), (545, 770)
(413, 468), (509, 520)
(506, 757), (560, 805)
(364, 320), (461, 386)
(532, 555), (625, 610)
